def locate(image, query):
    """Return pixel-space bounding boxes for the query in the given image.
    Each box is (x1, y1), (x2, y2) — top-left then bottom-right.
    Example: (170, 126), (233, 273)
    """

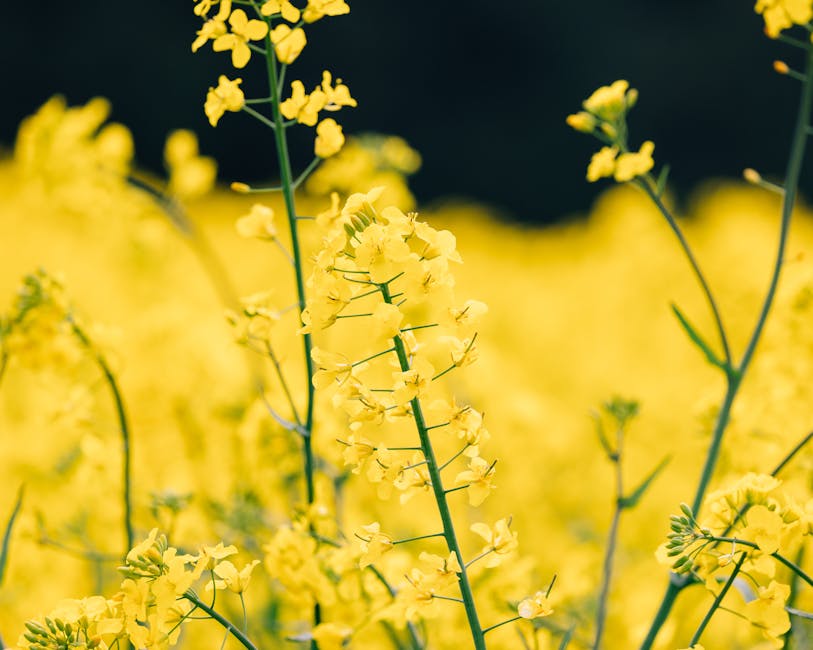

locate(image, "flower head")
(205, 76), (244, 126)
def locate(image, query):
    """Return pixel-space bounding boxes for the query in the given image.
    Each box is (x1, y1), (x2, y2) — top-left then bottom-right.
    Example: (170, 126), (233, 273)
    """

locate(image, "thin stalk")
(183, 591), (257, 650)
(69, 320), (134, 555)
(688, 551), (747, 646)
(640, 48), (813, 650)
(593, 480), (623, 649)
(262, 13), (316, 505)
(381, 285), (486, 650)
(639, 182), (732, 367)
(261, 20), (319, 645)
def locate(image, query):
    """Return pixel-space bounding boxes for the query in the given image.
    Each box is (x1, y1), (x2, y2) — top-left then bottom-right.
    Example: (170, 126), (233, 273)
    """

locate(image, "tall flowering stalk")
(569, 5), (813, 648)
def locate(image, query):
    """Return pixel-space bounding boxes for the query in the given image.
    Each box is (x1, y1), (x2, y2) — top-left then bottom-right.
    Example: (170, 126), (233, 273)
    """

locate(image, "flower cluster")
(567, 80), (656, 184)
(17, 530), (259, 650)
(658, 475), (813, 646)
(755, 0), (813, 38)
(192, 0), (353, 158)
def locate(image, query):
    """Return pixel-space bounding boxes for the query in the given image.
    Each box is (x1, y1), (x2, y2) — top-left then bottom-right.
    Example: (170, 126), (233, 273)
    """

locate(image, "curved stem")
(183, 591), (257, 650)
(69, 319), (134, 555)
(639, 44), (813, 650)
(381, 284), (486, 650)
(639, 182), (732, 366)
(688, 551), (747, 646)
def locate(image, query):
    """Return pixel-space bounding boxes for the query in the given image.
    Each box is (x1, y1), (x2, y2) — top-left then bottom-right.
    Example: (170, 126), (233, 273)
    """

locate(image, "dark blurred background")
(0, 1), (799, 224)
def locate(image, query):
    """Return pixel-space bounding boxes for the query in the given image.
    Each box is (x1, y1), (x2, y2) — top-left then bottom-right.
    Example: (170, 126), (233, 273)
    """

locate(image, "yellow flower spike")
(755, 0), (813, 38)
(315, 118), (345, 158)
(204, 75), (245, 126)
(517, 591), (554, 619)
(613, 140), (655, 182)
(356, 522), (394, 568)
(236, 203), (277, 240)
(261, 0), (301, 22)
(213, 9), (269, 69)
(271, 24), (307, 64)
(303, 0), (350, 23)
(586, 146), (618, 182)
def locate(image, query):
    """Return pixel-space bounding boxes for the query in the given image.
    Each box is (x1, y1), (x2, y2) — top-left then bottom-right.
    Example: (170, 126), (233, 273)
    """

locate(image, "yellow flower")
(280, 80), (327, 126)
(566, 111), (597, 133)
(392, 356), (435, 406)
(311, 347), (353, 389)
(745, 580), (791, 644)
(271, 24), (307, 63)
(236, 203), (277, 239)
(315, 118), (345, 158)
(583, 80), (631, 122)
(614, 141), (655, 182)
(303, 0), (350, 23)
(741, 504), (784, 554)
(517, 591), (554, 619)
(312, 622), (353, 650)
(261, 0), (301, 22)
(755, 0), (813, 38)
(371, 302), (403, 339)
(586, 146), (618, 182)
(164, 129), (216, 199)
(191, 0), (231, 51)
(356, 522), (393, 568)
(321, 70), (357, 110)
(207, 559), (260, 593)
(471, 517), (518, 567)
(213, 9), (269, 68)
(204, 75), (244, 127)
(455, 456), (495, 506)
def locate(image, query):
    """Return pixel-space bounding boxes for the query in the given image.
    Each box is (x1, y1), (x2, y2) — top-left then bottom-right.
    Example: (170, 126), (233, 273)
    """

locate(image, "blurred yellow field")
(1, 3), (813, 650)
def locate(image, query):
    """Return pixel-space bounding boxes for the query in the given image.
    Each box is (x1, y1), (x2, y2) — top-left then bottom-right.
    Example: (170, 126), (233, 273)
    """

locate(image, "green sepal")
(0, 484), (24, 586)
(619, 456), (670, 509)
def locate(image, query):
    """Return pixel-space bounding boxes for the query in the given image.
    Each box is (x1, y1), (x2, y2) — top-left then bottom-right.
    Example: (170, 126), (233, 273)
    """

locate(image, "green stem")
(261, 21), (319, 646)
(263, 13), (316, 506)
(593, 426), (625, 650)
(69, 319), (134, 555)
(640, 49), (813, 650)
(367, 565), (424, 649)
(183, 591), (257, 650)
(688, 551), (747, 646)
(639, 182), (732, 366)
(382, 284), (486, 650)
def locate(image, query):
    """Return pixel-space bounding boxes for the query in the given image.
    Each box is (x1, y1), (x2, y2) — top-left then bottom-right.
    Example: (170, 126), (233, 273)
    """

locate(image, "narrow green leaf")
(671, 304), (727, 372)
(0, 484), (25, 586)
(558, 624), (576, 650)
(620, 456), (670, 509)
(656, 164), (671, 198)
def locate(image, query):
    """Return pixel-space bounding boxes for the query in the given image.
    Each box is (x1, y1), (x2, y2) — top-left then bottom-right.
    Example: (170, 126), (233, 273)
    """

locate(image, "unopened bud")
(230, 181), (251, 193)
(773, 60), (790, 75)
(743, 168), (762, 184)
